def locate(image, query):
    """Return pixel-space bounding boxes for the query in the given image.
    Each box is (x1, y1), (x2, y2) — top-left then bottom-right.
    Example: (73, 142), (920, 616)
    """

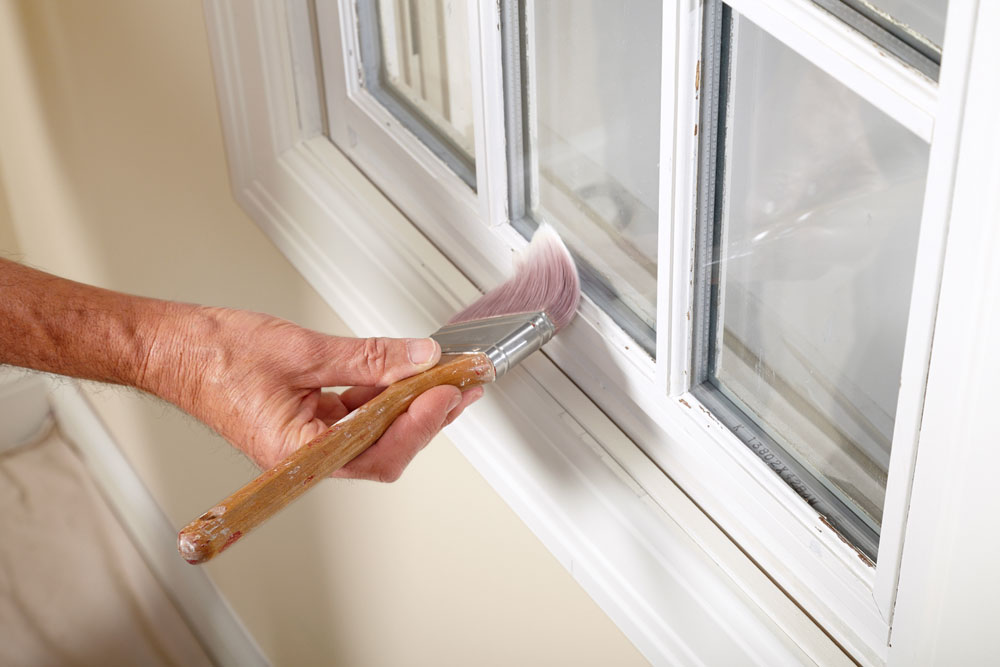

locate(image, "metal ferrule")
(430, 311), (555, 379)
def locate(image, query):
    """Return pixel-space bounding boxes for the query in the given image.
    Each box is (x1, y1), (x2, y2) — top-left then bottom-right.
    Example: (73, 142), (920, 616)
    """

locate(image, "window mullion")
(660, 1), (704, 396)
(470, 0), (508, 228)
(284, 0), (326, 139)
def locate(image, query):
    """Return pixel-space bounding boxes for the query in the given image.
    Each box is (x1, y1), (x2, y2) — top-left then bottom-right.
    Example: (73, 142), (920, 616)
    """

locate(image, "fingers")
(315, 390), (349, 425)
(338, 385), (383, 411)
(315, 336), (441, 388)
(444, 386), (483, 426)
(332, 385), (483, 483)
(257, 380), (483, 482)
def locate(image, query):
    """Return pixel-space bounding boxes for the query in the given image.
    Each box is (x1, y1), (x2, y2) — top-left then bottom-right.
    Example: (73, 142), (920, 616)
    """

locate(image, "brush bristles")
(449, 224), (581, 331)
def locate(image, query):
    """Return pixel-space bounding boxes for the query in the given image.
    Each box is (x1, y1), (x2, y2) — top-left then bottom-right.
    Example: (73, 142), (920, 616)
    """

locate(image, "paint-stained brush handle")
(178, 352), (495, 564)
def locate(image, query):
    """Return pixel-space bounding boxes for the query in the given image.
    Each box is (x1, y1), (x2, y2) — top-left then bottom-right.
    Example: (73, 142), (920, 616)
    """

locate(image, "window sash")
(354, 0), (478, 187)
(314, 0), (659, 371)
(304, 0), (978, 660)
(666, 0), (974, 649)
(693, 0), (934, 561)
(502, 0), (662, 355)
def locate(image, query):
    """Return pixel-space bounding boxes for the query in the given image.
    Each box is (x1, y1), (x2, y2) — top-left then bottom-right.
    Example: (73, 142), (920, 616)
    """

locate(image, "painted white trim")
(47, 381), (269, 667)
(657, 0), (985, 660)
(870, 0), (983, 621)
(660, 0), (703, 398)
(285, 0), (325, 138)
(202, 1), (848, 663)
(887, 1), (1000, 659)
(470, 0), (509, 228)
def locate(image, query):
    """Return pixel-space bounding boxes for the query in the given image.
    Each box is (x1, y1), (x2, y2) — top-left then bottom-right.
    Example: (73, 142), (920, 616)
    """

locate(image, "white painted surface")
(869, 0), (982, 620)
(888, 1), (1000, 660)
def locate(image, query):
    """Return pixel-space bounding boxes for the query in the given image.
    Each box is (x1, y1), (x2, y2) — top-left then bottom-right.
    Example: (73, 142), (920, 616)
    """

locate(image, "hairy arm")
(0, 258), (481, 479)
(0, 258), (175, 386)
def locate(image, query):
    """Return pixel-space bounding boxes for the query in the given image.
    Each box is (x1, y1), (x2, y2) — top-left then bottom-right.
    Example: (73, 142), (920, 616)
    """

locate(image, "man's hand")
(0, 258), (482, 482)
(142, 307), (483, 481)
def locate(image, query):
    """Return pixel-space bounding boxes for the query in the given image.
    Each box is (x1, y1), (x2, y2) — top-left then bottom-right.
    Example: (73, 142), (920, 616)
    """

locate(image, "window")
(206, 0), (995, 662)
(317, 0), (944, 656)
(356, 0), (476, 186)
(507, 0), (663, 354)
(693, 3), (931, 559)
(320, 0), (664, 354)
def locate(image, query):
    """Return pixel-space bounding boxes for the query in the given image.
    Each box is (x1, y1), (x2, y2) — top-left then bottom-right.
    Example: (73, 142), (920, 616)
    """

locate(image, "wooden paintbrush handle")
(178, 353), (495, 564)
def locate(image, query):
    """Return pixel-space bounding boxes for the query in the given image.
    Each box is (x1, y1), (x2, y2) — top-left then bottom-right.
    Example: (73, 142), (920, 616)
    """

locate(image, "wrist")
(133, 302), (221, 412)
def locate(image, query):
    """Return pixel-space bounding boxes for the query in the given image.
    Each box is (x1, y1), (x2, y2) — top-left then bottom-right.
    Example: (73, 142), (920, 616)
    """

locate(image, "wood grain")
(178, 353), (495, 564)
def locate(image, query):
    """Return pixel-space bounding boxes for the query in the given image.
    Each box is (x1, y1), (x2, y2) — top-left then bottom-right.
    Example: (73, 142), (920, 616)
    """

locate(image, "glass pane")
(519, 0), (662, 353)
(359, 0), (476, 186)
(705, 13), (929, 548)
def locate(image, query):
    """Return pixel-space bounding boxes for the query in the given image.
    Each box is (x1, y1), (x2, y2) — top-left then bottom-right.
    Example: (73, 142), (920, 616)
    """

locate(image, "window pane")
(701, 12), (929, 553)
(516, 0), (662, 353)
(358, 0), (476, 186)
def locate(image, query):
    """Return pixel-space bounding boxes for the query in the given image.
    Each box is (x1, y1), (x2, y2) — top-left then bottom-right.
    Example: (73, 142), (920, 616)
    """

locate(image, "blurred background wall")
(0, 1), (644, 664)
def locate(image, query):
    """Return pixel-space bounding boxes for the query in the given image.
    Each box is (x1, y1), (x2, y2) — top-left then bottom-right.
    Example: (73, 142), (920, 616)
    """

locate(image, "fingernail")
(447, 393), (462, 412)
(407, 338), (437, 365)
(466, 386), (485, 403)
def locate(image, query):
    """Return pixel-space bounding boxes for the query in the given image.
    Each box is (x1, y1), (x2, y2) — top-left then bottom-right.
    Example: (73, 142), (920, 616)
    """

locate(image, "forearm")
(0, 258), (193, 396)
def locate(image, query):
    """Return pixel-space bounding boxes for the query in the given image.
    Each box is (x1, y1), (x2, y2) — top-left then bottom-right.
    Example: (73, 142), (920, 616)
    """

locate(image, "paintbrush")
(178, 224), (580, 564)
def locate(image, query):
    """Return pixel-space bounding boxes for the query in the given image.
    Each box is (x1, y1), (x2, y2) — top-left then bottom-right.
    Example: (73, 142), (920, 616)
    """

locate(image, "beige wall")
(0, 180), (15, 255)
(0, 1), (645, 665)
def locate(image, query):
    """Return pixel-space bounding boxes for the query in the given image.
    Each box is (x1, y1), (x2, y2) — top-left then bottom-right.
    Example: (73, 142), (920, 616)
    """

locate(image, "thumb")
(317, 336), (441, 387)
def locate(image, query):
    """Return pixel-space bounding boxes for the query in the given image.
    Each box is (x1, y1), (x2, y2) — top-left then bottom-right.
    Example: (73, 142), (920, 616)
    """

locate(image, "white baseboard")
(47, 380), (269, 667)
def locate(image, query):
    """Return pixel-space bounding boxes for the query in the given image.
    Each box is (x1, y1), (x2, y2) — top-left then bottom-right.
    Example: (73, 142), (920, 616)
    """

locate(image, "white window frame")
(202, 1), (1000, 663)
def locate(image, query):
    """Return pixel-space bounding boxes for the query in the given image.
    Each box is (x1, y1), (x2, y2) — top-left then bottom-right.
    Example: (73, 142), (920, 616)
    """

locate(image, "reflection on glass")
(524, 0), (662, 350)
(710, 16), (929, 534)
(363, 0), (475, 184)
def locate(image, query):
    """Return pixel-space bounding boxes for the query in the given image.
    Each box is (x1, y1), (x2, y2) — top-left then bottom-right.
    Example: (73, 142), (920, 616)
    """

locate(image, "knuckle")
(361, 337), (389, 381)
(421, 419), (441, 444)
(409, 423), (439, 456)
(377, 466), (402, 484)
